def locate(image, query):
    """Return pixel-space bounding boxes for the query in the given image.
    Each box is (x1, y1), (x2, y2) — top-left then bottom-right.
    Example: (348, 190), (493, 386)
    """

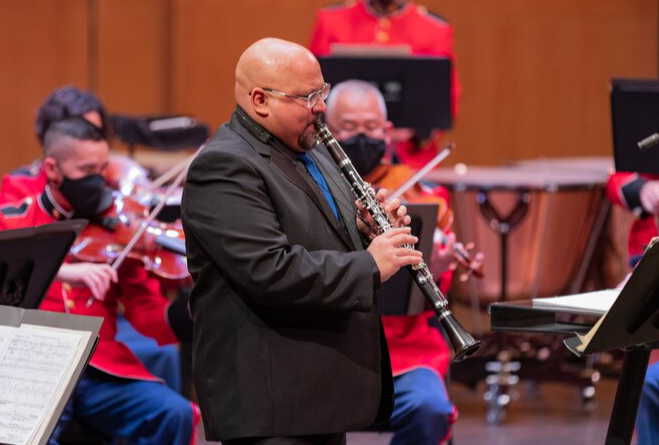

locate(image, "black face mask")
(59, 174), (113, 218)
(339, 133), (386, 176)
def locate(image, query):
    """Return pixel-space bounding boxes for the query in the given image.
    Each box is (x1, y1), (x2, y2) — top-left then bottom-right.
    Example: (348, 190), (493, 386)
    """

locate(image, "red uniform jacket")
(606, 172), (658, 266)
(309, 1), (462, 168)
(0, 190), (178, 381)
(309, 0), (460, 114)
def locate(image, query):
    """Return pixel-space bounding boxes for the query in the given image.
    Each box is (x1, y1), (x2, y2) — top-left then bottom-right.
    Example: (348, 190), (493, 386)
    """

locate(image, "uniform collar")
(364, 0), (411, 18)
(39, 185), (74, 220)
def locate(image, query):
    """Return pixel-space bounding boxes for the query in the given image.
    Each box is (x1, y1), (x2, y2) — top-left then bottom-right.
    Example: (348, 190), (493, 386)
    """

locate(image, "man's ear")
(250, 88), (270, 117)
(42, 157), (60, 183)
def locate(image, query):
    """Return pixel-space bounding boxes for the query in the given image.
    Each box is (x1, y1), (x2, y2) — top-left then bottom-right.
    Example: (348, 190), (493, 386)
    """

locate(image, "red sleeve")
(605, 171), (651, 212)
(0, 169), (47, 205)
(114, 259), (178, 346)
(0, 174), (32, 204)
(0, 197), (39, 231)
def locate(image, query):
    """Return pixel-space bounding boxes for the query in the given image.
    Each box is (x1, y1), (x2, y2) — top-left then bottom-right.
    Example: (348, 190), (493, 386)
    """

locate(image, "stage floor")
(198, 376), (624, 444)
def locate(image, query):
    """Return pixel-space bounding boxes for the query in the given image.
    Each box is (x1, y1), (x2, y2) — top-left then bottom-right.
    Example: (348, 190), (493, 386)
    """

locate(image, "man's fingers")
(395, 248), (423, 258)
(85, 275), (103, 301)
(384, 227), (412, 238)
(103, 266), (118, 283)
(389, 232), (418, 247)
(396, 254), (424, 266)
(384, 197), (402, 213)
(375, 188), (389, 203)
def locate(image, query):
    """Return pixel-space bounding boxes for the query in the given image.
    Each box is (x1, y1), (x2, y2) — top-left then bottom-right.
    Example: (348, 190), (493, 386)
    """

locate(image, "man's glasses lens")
(308, 84), (331, 108)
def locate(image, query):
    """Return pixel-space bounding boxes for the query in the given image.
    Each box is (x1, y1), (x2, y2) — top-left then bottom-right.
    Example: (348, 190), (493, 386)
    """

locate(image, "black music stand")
(377, 203), (438, 316)
(562, 237), (659, 445)
(611, 78), (659, 174)
(0, 220), (86, 309)
(491, 236), (659, 445)
(318, 56), (452, 137)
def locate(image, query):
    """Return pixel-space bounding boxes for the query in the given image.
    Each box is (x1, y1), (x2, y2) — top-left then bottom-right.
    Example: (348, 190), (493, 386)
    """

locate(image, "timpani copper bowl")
(425, 162), (610, 306)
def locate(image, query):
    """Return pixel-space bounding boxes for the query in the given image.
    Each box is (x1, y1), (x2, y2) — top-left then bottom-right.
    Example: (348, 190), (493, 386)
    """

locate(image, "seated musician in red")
(606, 172), (659, 267)
(309, 0), (461, 168)
(0, 85), (110, 203)
(325, 79), (457, 445)
(0, 118), (199, 445)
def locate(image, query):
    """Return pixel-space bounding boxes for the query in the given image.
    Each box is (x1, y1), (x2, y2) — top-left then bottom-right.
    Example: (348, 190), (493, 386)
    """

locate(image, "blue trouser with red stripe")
(49, 368), (196, 445)
(378, 367), (455, 445)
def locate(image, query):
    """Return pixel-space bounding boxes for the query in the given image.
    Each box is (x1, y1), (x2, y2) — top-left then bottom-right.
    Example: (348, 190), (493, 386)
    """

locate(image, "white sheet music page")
(532, 289), (620, 316)
(0, 324), (85, 445)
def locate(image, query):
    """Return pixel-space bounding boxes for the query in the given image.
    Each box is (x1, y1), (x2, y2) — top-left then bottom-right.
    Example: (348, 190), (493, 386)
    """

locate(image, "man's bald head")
(235, 38), (320, 110)
(234, 38), (327, 152)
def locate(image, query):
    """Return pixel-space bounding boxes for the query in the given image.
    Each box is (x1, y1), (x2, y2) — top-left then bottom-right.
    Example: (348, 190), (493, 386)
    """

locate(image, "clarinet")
(315, 123), (481, 361)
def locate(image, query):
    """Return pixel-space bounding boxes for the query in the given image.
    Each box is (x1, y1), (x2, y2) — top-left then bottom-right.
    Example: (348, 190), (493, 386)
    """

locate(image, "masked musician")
(325, 79), (458, 445)
(309, 0), (461, 168)
(0, 117), (199, 445)
(607, 172), (659, 445)
(182, 38), (425, 445)
(0, 85), (110, 203)
(1, 85), (188, 393)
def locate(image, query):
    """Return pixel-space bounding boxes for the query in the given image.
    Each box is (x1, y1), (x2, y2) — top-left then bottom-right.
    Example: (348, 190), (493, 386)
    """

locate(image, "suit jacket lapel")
(229, 113), (355, 250)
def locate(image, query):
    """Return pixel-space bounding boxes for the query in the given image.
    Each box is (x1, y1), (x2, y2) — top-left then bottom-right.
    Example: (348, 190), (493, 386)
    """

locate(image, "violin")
(105, 155), (183, 223)
(70, 154), (193, 296)
(70, 192), (189, 281)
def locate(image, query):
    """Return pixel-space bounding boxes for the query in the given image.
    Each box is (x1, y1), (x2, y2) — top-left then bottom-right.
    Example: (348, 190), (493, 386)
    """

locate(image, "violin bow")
(388, 143), (454, 202)
(142, 154), (192, 194)
(110, 143), (205, 273)
(86, 144), (206, 308)
(386, 143), (484, 280)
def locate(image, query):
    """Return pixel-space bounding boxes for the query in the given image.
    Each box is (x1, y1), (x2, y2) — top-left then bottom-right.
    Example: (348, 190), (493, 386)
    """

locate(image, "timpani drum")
(426, 160), (612, 305)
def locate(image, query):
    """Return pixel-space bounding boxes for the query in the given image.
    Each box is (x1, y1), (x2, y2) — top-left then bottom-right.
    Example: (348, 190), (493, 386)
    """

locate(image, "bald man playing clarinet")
(182, 38), (424, 445)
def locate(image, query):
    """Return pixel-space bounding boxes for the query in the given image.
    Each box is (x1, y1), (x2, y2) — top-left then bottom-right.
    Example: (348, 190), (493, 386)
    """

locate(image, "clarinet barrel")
(315, 123), (481, 361)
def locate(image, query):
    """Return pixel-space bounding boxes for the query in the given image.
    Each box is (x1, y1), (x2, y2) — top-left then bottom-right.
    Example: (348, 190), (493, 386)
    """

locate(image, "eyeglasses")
(262, 83), (331, 109)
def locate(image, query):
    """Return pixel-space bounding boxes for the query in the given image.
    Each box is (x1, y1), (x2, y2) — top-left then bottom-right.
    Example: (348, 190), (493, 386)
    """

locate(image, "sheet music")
(532, 289), (620, 316)
(0, 324), (85, 445)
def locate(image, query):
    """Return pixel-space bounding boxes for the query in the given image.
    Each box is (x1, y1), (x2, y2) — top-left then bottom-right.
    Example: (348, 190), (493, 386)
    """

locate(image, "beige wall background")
(1, 0), (657, 171)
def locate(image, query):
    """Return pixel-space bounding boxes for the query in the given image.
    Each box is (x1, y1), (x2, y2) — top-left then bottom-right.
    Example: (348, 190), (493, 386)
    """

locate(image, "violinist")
(324, 79), (458, 445)
(1, 85), (189, 393)
(0, 118), (199, 445)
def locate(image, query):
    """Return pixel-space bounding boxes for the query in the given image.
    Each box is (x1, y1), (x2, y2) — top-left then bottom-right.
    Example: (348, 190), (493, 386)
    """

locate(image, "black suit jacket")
(182, 108), (394, 441)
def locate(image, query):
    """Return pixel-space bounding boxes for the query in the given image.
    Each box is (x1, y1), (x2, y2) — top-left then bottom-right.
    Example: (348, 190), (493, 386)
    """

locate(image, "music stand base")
(605, 347), (650, 445)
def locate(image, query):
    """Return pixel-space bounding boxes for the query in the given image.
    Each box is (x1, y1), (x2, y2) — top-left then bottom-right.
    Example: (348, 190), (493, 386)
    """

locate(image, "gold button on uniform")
(66, 299), (76, 309)
(376, 31), (389, 42)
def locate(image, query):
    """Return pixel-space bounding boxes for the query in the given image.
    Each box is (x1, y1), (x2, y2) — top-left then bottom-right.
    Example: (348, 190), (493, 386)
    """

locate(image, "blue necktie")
(297, 152), (340, 221)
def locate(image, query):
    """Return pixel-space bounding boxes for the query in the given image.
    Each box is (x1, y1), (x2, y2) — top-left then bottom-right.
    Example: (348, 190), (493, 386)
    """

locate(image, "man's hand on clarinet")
(355, 188), (422, 282)
(368, 227), (422, 282)
(355, 188), (412, 240)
